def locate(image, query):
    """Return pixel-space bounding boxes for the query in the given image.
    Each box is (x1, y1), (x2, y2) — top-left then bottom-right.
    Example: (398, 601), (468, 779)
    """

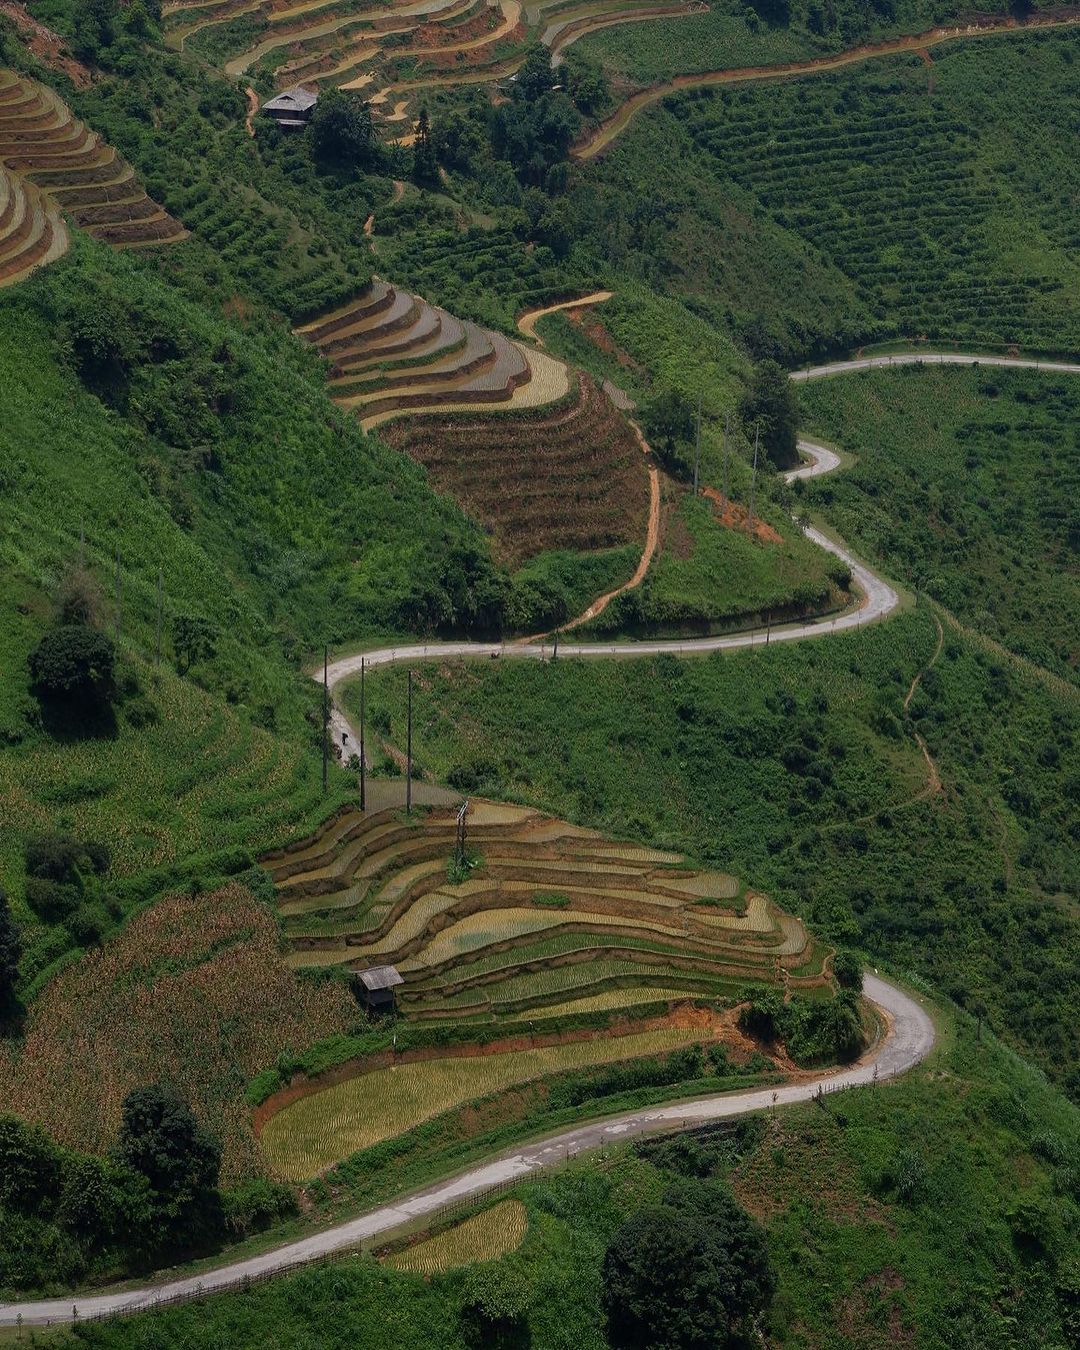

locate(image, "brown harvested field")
(383, 373), (651, 567)
(0, 884), (356, 1182)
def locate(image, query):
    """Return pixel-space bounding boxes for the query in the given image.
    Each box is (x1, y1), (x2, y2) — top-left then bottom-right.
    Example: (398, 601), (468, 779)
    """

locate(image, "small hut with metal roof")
(355, 964), (404, 1014)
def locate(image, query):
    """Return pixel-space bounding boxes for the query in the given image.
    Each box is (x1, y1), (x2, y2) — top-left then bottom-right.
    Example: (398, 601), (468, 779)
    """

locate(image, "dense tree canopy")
(116, 1085), (222, 1245)
(28, 625), (116, 709)
(0, 889), (20, 1013)
(309, 89), (377, 170)
(603, 1181), (774, 1350)
(740, 359), (799, 469)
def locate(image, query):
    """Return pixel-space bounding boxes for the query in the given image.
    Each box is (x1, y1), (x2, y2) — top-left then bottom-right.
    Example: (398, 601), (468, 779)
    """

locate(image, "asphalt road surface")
(0, 974), (934, 1326)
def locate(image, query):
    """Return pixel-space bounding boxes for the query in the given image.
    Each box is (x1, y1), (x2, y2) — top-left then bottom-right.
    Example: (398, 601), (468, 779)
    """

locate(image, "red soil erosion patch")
(702, 486), (782, 543)
(253, 1003), (783, 1136)
(0, 0), (93, 86)
(412, 7), (501, 48)
(428, 19), (526, 66)
(566, 308), (644, 373)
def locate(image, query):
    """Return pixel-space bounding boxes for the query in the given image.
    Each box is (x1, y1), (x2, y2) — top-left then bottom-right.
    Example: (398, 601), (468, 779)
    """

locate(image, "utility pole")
(406, 668), (413, 815)
(721, 412), (730, 509)
(114, 545), (121, 644)
(359, 657), (366, 812)
(552, 627), (559, 661)
(748, 425), (760, 531)
(693, 395), (702, 496)
(155, 568), (163, 666)
(322, 646), (329, 795)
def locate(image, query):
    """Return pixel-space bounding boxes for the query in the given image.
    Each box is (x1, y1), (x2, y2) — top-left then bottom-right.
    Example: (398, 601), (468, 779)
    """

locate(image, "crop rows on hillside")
(667, 45), (1080, 352)
(268, 800), (827, 1023)
(383, 373), (650, 567)
(0, 68), (184, 285)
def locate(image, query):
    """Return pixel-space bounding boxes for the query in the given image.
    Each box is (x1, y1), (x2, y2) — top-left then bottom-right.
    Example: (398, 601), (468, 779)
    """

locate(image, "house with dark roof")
(262, 86), (318, 130)
(354, 964), (404, 1014)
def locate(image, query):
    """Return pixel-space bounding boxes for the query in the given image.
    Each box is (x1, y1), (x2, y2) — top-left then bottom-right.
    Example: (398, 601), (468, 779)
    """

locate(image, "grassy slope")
(579, 0), (1065, 84)
(0, 238), (509, 985)
(360, 608), (1080, 1098)
(797, 363), (1080, 683)
(568, 32), (1080, 361)
(71, 1007), (1080, 1349)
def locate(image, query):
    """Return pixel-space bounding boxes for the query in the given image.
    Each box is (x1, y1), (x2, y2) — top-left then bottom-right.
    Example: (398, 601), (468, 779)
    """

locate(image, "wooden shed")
(355, 964), (404, 1014)
(262, 86), (318, 130)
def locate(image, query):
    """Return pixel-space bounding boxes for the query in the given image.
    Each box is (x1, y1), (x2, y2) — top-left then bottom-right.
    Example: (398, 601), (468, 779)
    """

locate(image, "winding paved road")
(322, 432), (894, 709)
(5, 350), (1070, 1327)
(0, 975), (934, 1327)
(792, 351), (1080, 380)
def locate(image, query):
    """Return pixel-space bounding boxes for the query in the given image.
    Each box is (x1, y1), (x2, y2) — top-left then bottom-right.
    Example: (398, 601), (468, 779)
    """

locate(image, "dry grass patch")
(259, 1025), (707, 1180)
(0, 885), (356, 1182)
(382, 1198), (528, 1274)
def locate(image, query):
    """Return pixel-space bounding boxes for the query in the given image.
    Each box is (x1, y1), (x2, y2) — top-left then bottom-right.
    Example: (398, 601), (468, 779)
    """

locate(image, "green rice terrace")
(254, 796), (832, 1183)
(268, 799), (828, 1018)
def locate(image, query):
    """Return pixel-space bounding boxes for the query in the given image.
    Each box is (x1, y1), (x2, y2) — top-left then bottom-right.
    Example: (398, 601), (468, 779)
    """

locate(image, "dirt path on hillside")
(903, 608), (945, 801)
(244, 86), (258, 136)
(516, 290), (613, 347)
(363, 181), (404, 246)
(574, 10), (1080, 161)
(564, 459), (660, 632)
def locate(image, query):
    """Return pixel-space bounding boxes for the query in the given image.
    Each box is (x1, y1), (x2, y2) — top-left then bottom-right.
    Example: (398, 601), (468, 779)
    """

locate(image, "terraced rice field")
(259, 1023), (712, 1179)
(382, 373), (650, 568)
(298, 279), (656, 570)
(0, 69), (185, 284)
(266, 798), (828, 1021)
(382, 1198), (528, 1273)
(165, 0), (704, 126)
(296, 279), (564, 429)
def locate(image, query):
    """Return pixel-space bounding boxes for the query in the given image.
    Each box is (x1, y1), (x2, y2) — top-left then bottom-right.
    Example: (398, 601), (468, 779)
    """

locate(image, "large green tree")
(309, 89), (377, 169)
(603, 1182), (774, 1350)
(116, 1085), (222, 1246)
(740, 359), (799, 469)
(0, 890), (21, 1014)
(28, 626), (116, 710)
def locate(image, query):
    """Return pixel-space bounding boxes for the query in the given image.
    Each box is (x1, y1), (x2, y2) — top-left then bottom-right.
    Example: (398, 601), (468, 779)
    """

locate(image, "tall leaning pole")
(748, 425), (760, 531)
(322, 645), (329, 795)
(406, 668), (413, 816)
(359, 656), (366, 812)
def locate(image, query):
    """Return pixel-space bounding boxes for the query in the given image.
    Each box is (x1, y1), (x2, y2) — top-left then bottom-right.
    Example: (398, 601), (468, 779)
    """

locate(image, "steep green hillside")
(360, 608), (1080, 1098)
(71, 1007), (1080, 1349)
(580, 0), (1065, 85)
(0, 238), (506, 985)
(568, 32), (1080, 360)
(798, 363), (1080, 682)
